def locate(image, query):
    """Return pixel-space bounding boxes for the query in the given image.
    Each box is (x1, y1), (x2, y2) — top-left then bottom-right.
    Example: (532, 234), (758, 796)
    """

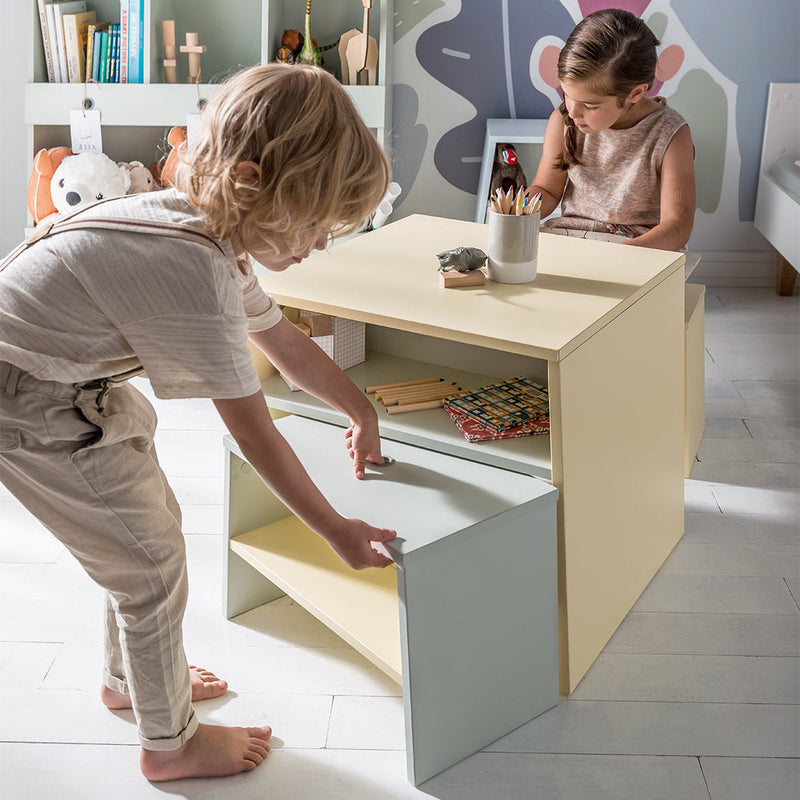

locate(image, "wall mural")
(391, 0), (799, 253)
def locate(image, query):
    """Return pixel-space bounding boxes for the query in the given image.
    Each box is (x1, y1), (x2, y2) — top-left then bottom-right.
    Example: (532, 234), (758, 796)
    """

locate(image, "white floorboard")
(1, 287), (798, 799)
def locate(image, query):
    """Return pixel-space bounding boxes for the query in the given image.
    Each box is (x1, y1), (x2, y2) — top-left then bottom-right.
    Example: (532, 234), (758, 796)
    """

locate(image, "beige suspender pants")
(0, 211), (228, 750)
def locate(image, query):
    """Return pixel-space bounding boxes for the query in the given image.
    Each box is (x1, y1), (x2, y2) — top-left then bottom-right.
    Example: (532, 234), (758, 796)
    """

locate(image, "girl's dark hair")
(556, 8), (660, 169)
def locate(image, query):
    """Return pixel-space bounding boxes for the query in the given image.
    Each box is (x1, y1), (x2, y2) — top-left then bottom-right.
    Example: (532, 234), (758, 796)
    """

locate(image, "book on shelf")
(62, 10), (96, 83)
(94, 28), (106, 82)
(119, 0), (129, 83)
(444, 404), (550, 443)
(52, 1), (88, 83)
(442, 377), (550, 434)
(100, 28), (111, 82)
(127, 0), (144, 83)
(87, 22), (106, 82)
(44, 2), (63, 82)
(109, 24), (120, 83)
(36, 0), (57, 82)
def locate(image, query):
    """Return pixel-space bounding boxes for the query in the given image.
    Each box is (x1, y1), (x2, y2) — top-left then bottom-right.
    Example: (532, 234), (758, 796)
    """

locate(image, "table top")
(259, 214), (684, 362)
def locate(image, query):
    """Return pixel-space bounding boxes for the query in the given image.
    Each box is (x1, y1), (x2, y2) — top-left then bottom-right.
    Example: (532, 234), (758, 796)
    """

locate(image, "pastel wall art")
(391, 0), (800, 257)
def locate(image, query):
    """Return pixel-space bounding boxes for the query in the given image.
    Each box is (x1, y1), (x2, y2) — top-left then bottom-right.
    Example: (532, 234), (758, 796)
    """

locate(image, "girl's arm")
(526, 108), (569, 218)
(624, 124), (696, 250)
(248, 317), (383, 479)
(214, 390), (396, 569)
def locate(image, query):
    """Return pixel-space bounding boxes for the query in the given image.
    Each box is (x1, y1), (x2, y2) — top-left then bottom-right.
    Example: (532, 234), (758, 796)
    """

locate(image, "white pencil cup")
(486, 210), (540, 284)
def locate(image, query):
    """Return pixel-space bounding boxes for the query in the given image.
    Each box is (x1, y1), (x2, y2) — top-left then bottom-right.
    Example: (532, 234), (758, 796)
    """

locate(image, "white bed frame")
(753, 82), (799, 294)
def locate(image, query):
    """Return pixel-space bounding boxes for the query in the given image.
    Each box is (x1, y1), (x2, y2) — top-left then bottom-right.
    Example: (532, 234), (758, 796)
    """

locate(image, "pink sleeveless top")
(545, 98), (688, 235)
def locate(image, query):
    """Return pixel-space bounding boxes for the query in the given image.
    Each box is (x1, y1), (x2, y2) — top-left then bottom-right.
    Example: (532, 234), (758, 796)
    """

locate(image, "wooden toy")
(440, 270), (486, 288)
(342, 0), (377, 85)
(298, 313), (334, 337)
(180, 32), (207, 84)
(161, 20), (177, 83)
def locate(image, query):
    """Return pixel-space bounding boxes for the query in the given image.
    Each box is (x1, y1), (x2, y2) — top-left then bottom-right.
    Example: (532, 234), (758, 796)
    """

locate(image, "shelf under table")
(231, 516), (402, 683)
(262, 351), (552, 481)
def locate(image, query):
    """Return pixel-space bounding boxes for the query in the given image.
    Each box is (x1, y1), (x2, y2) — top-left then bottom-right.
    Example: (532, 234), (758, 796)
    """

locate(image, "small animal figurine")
(489, 143), (527, 200)
(296, 0), (338, 66)
(437, 247), (488, 272)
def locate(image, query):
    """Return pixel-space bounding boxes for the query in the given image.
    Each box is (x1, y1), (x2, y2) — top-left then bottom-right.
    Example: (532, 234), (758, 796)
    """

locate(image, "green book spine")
(98, 30), (109, 82)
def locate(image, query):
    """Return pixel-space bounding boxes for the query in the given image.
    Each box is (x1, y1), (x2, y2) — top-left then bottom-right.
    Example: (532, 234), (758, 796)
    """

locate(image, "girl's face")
(560, 80), (642, 133)
(234, 225), (328, 272)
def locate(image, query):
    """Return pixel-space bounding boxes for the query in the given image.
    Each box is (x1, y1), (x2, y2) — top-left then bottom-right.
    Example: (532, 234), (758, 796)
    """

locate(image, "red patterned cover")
(444, 405), (550, 442)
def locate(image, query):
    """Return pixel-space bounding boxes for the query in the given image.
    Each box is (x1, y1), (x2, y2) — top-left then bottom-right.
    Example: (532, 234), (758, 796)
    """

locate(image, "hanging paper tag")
(186, 113), (202, 150)
(69, 109), (103, 153)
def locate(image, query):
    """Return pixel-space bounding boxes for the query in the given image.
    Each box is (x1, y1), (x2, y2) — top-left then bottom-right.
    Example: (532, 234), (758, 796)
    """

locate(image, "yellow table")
(254, 214), (686, 694)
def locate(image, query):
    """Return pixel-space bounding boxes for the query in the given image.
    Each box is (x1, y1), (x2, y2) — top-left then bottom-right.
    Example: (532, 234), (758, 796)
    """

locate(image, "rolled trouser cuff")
(139, 709), (199, 751)
(102, 669), (128, 695)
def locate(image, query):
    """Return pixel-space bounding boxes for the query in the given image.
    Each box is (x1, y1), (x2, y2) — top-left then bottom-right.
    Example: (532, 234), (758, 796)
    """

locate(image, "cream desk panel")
(254, 214), (686, 694)
(259, 214), (685, 362)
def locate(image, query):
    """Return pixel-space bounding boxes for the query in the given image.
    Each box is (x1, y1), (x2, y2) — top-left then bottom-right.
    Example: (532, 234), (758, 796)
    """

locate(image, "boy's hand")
(326, 518), (397, 569)
(345, 418), (384, 480)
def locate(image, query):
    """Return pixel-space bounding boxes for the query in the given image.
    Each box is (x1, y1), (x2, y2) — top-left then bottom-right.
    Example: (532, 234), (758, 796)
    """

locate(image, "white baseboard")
(690, 250), (780, 287)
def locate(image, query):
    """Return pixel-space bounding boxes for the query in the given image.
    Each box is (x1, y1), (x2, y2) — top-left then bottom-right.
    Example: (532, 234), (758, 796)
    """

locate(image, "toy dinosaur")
(296, 0), (338, 66)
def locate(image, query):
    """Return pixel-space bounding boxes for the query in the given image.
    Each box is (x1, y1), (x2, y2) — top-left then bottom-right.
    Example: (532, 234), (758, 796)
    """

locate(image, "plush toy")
(119, 160), (159, 194)
(156, 125), (188, 188)
(27, 146), (73, 224)
(49, 152), (131, 216)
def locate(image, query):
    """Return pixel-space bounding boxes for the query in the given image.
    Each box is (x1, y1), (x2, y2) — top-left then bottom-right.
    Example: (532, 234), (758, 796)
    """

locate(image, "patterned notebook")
(443, 377), (549, 434)
(444, 404), (550, 442)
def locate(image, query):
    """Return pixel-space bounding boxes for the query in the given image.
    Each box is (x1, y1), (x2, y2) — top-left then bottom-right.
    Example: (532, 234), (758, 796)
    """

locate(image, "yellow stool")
(684, 282), (705, 476)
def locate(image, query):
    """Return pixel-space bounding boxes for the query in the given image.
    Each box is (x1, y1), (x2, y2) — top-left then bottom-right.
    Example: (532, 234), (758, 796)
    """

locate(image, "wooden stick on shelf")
(162, 20), (177, 83)
(365, 377), (443, 394)
(385, 399), (445, 414)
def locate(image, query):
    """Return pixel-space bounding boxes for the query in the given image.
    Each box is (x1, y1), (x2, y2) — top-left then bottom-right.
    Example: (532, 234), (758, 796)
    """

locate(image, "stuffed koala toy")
(50, 152), (131, 216)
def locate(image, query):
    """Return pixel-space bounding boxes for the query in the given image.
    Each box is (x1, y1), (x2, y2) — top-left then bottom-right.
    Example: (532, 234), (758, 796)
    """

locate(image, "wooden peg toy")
(298, 314), (334, 337)
(440, 270), (486, 288)
(162, 20), (177, 83)
(180, 32), (207, 84)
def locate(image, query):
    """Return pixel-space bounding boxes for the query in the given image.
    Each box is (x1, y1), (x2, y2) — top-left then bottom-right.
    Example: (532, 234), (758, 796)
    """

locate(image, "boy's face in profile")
(234, 224), (329, 272)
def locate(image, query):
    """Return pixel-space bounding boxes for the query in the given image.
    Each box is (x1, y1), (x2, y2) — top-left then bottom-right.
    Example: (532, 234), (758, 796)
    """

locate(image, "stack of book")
(443, 377), (550, 442)
(37, 1), (145, 84)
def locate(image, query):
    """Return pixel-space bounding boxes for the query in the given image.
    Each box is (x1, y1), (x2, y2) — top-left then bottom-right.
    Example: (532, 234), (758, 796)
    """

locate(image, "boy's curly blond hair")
(174, 63), (391, 252)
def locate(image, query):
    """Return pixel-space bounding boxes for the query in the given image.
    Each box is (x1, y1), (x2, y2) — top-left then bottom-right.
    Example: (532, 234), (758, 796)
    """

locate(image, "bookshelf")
(25, 0), (392, 224)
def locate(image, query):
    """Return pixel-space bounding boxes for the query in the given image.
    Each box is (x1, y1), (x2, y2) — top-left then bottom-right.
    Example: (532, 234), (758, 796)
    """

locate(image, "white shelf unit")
(475, 118), (548, 223)
(25, 0), (392, 225)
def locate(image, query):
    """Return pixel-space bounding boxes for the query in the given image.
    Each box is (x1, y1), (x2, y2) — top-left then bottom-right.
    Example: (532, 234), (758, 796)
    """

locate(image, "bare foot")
(101, 665), (228, 710)
(140, 722), (272, 781)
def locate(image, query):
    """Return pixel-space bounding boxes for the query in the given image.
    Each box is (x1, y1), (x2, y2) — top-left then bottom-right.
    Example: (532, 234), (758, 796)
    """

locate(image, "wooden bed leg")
(776, 253), (798, 296)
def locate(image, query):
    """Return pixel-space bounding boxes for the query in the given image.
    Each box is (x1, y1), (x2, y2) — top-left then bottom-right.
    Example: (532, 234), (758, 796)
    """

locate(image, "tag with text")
(69, 109), (103, 153)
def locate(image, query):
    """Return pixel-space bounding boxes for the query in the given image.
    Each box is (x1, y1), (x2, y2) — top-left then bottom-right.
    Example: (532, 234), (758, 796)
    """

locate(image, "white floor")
(0, 287), (798, 800)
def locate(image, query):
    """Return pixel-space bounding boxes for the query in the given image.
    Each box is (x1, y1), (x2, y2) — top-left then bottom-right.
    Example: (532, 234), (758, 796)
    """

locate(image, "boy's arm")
(213, 390), (396, 570)
(624, 124), (696, 250)
(526, 108), (569, 218)
(248, 317), (382, 479)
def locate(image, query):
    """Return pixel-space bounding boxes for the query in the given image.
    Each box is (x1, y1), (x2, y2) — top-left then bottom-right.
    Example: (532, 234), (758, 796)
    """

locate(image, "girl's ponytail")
(556, 101), (582, 170)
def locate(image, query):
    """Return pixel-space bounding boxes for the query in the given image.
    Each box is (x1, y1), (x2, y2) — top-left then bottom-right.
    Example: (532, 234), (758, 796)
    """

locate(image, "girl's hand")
(325, 518), (397, 569)
(345, 417), (384, 480)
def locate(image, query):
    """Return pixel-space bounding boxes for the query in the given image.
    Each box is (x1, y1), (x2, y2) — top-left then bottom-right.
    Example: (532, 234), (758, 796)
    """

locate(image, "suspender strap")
(1, 199), (225, 273)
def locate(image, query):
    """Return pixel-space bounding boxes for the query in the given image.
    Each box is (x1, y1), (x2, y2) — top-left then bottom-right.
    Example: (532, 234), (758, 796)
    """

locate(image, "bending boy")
(0, 64), (395, 781)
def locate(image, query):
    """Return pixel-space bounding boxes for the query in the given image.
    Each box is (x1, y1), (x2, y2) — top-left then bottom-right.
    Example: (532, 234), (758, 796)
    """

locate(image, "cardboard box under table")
(224, 416), (559, 786)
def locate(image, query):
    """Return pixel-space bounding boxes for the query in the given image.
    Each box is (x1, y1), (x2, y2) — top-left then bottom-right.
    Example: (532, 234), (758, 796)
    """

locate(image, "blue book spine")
(114, 24), (121, 82)
(108, 25), (117, 83)
(128, 0), (142, 83)
(91, 29), (101, 81)
(137, 2), (144, 83)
